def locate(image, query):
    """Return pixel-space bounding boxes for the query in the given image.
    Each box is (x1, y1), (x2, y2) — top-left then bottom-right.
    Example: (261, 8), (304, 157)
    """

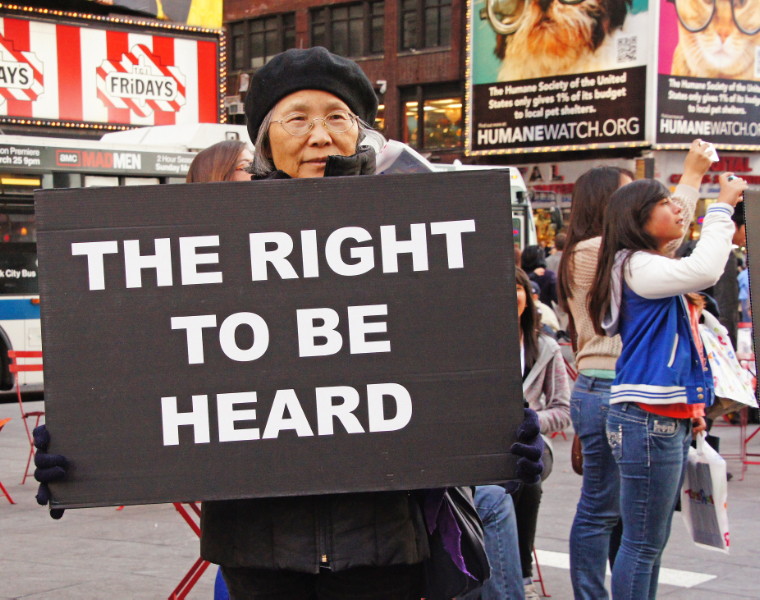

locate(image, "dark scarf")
(256, 145), (376, 180)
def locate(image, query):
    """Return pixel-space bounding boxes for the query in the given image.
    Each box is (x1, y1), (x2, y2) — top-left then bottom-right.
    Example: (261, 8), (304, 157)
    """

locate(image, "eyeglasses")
(272, 110), (357, 137)
(671, 0), (758, 35)
(481, 0), (586, 36)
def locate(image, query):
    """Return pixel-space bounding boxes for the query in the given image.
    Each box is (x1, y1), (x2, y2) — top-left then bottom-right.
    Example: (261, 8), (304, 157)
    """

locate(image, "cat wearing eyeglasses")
(671, 0), (759, 80)
(496, 0), (633, 81)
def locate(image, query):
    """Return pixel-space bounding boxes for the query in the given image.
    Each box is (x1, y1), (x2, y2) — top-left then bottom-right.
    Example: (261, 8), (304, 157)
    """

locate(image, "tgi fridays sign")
(0, 13), (220, 127)
(0, 32), (43, 103)
(96, 43), (186, 118)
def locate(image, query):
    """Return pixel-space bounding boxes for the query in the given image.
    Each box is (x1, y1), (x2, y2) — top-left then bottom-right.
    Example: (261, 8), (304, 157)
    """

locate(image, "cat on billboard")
(97, 44), (187, 117)
(668, 0), (759, 80)
(482, 0), (641, 81)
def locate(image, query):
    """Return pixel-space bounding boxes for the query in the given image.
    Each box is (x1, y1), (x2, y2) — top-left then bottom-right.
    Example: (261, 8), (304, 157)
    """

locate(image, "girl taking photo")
(588, 172), (748, 599)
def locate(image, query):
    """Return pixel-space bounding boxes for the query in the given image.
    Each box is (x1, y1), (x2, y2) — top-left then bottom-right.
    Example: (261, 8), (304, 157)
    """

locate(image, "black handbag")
(422, 486), (491, 600)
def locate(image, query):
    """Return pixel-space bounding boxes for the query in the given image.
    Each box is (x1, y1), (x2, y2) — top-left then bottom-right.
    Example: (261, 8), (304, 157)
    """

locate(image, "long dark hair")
(520, 245), (546, 273)
(186, 140), (248, 183)
(588, 179), (670, 335)
(557, 166), (633, 312)
(516, 267), (540, 374)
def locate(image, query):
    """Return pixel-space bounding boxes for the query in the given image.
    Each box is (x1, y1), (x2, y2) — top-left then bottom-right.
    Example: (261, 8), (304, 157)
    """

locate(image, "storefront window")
(422, 98), (462, 149)
(403, 101), (419, 146)
(374, 104), (386, 134)
(403, 98), (462, 150)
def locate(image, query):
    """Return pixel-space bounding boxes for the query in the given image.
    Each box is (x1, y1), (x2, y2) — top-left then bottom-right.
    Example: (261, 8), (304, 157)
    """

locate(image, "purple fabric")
(423, 489), (475, 579)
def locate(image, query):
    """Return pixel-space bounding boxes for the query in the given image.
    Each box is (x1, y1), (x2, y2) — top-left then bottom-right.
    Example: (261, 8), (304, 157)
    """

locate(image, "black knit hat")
(245, 47), (378, 142)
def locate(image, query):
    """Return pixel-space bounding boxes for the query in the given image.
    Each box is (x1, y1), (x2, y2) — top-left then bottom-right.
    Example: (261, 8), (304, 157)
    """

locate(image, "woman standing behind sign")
(185, 140), (253, 184)
(513, 267), (570, 600)
(197, 48), (427, 600)
(184, 139), (252, 600)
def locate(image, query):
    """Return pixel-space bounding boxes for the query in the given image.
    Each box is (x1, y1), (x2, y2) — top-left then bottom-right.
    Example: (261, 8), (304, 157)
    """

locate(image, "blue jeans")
(569, 375), (620, 600)
(459, 485), (525, 600)
(606, 402), (692, 600)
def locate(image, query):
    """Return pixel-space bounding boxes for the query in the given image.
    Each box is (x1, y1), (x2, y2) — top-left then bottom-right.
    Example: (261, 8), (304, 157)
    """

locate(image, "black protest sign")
(36, 171), (523, 509)
(743, 191), (760, 384)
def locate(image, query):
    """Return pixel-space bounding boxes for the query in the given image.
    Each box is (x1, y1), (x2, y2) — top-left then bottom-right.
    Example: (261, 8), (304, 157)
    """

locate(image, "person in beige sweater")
(557, 140), (713, 600)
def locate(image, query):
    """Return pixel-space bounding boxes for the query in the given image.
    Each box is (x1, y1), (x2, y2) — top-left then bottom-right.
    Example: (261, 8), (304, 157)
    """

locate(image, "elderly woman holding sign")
(33, 47), (543, 600)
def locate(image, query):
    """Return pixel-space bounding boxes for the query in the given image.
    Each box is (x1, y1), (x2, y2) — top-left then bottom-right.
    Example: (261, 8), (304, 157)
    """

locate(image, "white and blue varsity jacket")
(603, 201), (737, 407)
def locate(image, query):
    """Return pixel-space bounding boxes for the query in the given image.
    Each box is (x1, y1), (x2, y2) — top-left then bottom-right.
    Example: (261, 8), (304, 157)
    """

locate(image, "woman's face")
(516, 282), (527, 318)
(268, 89), (359, 179)
(619, 173), (633, 188)
(230, 148), (254, 182)
(645, 196), (684, 248)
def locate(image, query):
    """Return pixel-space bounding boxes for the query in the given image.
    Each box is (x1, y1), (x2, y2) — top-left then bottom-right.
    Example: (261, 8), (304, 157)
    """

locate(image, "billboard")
(467, 0), (652, 155)
(656, 0), (760, 148)
(0, 139), (195, 177)
(36, 172), (524, 508)
(0, 9), (222, 129)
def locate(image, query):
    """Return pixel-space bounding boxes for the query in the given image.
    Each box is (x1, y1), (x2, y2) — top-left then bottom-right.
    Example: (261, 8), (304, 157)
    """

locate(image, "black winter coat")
(200, 146), (429, 572)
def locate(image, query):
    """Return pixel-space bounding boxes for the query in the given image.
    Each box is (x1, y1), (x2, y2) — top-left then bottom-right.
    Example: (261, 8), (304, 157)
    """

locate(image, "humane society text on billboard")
(476, 118), (640, 146)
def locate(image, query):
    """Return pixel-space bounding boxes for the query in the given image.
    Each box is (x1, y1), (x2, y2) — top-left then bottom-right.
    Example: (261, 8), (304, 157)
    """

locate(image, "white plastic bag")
(680, 432), (730, 553)
(699, 312), (758, 409)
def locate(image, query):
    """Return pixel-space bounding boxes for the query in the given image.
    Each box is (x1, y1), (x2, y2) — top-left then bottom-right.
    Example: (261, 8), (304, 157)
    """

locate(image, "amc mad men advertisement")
(467, 0), (651, 155)
(656, 0), (760, 148)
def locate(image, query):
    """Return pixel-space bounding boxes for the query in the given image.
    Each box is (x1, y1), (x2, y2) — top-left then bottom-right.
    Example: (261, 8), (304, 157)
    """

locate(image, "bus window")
(0, 210), (36, 245)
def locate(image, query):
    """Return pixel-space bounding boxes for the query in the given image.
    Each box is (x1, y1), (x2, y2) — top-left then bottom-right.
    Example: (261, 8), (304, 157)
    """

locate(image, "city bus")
(0, 124), (250, 396)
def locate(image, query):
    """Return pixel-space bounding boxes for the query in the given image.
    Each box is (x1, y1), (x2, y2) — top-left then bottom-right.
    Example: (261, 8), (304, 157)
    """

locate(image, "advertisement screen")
(656, 0), (760, 148)
(468, 0), (652, 155)
(0, 11), (221, 129)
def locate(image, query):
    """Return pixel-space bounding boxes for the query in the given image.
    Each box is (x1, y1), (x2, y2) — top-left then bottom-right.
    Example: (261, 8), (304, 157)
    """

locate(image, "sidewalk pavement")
(2, 399), (760, 599)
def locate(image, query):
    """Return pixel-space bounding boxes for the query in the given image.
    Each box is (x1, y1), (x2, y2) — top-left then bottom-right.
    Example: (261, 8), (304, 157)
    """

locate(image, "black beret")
(245, 47), (378, 142)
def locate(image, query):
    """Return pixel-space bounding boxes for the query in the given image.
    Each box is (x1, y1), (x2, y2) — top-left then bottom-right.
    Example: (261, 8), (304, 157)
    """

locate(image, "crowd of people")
(31, 47), (752, 600)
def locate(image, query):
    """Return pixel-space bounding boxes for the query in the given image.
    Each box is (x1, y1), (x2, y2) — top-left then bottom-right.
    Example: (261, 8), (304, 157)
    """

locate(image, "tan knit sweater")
(566, 184), (700, 373)
(566, 237), (620, 372)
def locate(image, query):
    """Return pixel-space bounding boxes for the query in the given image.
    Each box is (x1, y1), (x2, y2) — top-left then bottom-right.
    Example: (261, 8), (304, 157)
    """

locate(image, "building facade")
(223, 0), (468, 163)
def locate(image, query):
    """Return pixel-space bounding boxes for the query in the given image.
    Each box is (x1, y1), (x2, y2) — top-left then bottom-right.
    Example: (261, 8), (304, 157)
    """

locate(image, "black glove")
(510, 407), (544, 485)
(32, 424), (67, 519)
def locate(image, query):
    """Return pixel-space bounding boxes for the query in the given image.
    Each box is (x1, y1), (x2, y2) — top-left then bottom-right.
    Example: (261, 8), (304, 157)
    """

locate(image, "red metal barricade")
(0, 417), (16, 504)
(169, 501), (211, 599)
(8, 350), (44, 484)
